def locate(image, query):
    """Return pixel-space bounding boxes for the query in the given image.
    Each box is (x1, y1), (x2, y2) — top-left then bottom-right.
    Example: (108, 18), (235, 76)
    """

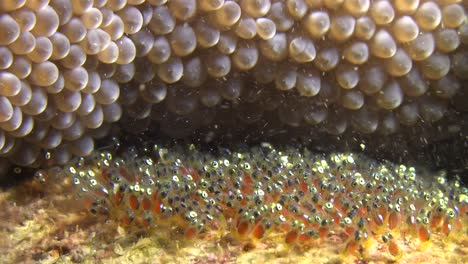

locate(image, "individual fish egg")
(405, 32), (435, 61)
(29, 61), (59, 87)
(354, 16), (376, 40)
(169, 24), (197, 57)
(303, 105), (327, 125)
(102, 102), (122, 122)
(98, 41), (119, 64)
(335, 63), (360, 89)
(420, 53), (450, 80)
(217, 32), (238, 54)
(80, 104), (103, 129)
(242, 0), (270, 17)
(60, 44), (86, 69)
(49, 0), (72, 25)
(194, 19), (220, 48)
(149, 5), (175, 35)
(399, 67), (428, 96)
(140, 80), (167, 104)
(69, 136), (94, 156)
(168, 0), (197, 21)
(117, 6), (144, 34)
(46, 73), (64, 94)
(235, 17), (257, 39)
(113, 63), (135, 83)
(31, 6), (59, 37)
(286, 0), (308, 20)
(442, 4), (465, 28)
(351, 106), (379, 133)
(96, 63), (116, 79)
(133, 58), (156, 83)
(181, 56), (207, 87)
(289, 36), (316, 63)
(0, 0), (25, 12)
(8, 31), (36, 55)
(119, 83), (138, 105)
(115, 36), (136, 64)
(435, 29), (460, 53)
(370, 0), (395, 25)
(166, 86), (199, 114)
(451, 52), (468, 79)
(21, 86), (47, 115)
(61, 17), (87, 43)
(419, 96), (446, 122)
(82, 28), (111, 55)
(324, 0), (344, 10)
(384, 48), (412, 77)
(76, 92), (95, 116)
(51, 111), (75, 130)
(328, 15), (356, 42)
(431, 75), (460, 99)
(379, 112), (399, 135)
(124, 98), (151, 120)
(220, 77), (243, 100)
(304, 11), (330, 39)
(63, 67), (89, 91)
(49, 32), (71, 60)
(324, 111), (347, 135)
(199, 0), (224, 11)
(100, 7), (114, 27)
(156, 56), (183, 83)
(53, 89), (81, 113)
(313, 46), (340, 71)
(10, 9), (35, 33)
(394, 0), (419, 14)
(0, 47), (12, 70)
(342, 90), (364, 110)
(48, 144), (71, 165)
(205, 52), (231, 78)
(256, 18), (276, 40)
(259, 33), (288, 61)
(376, 80), (403, 110)
(71, 0), (93, 14)
(106, 0), (127, 11)
(130, 29), (154, 57)
(9, 114), (33, 138)
(274, 64), (298, 91)
(268, 2), (295, 31)
(296, 69), (321, 96)
(0, 96), (14, 122)
(253, 59), (276, 83)
(415, 2), (442, 31)
(62, 119), (84, 141)
(393, 16), (419, 43)
(232, 42), (259, 70)
(199, 85), (222, 107)
(81, 8), (103, 29)
(0, 72), (21, 97)
(95, 79), (120, 104)
(82, 71), (101, 94)
(101, 14), (125, 40)
(370, 29), (397, 58)
(343, 42), (369, 65)
(0, 14), (20, 45)
(9, 81), (31, 106)
(343, 0), (370, 16)
(214, 1), (242, 28)
(0, 133), (15, 155)
(35, 102), (55, 122)
(10, 143), (40, 166)
(458, 23), (468, 44)
(8, 56), (31, 80)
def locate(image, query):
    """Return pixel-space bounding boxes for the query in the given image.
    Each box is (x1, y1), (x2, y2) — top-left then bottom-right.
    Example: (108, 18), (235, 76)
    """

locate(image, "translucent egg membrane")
(0, 0), (466, 170)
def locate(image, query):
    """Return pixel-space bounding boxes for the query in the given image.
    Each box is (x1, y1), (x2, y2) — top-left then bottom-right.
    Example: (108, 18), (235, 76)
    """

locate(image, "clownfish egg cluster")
(0, 0), (466, 168)
(39, 143), (468, 258)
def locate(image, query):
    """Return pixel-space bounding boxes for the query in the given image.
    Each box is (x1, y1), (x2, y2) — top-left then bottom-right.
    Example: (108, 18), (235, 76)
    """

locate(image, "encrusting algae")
(33, 142), (468, 262)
